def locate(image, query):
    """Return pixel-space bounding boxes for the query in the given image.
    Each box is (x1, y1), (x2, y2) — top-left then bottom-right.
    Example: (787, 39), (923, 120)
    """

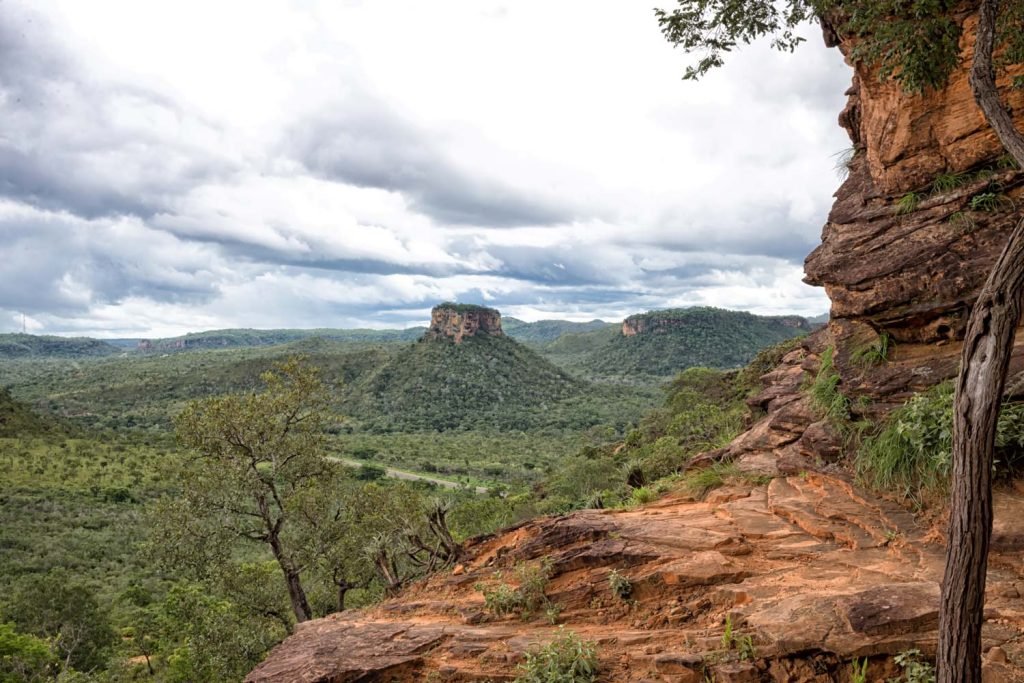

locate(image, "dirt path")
(328, 456), (489, 494)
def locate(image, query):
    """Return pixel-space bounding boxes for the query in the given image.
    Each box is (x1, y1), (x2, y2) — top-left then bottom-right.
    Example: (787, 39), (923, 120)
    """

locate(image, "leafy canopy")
(655, 0), (1020, 93)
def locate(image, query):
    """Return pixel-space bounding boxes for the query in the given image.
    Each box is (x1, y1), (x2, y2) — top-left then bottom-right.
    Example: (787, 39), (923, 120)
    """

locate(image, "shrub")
(627, 487), (657, 507)
(891, 649), (936, 683)
(477, 559), (555, 620)
(858, 384), (954, 500)
(607, 569), (632, 601)
(515, 629), (598, 683)
(859, 382), (1024, 501)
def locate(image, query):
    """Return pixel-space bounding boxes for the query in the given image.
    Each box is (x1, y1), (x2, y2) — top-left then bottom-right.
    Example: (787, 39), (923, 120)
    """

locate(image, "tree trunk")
(938, 0), (1024, 680)
(337, 581), (349, 613)
(268, 533), (313, 623)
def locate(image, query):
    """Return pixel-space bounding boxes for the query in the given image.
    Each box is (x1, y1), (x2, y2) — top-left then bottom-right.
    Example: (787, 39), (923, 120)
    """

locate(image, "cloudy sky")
(0, 0), (851, 337)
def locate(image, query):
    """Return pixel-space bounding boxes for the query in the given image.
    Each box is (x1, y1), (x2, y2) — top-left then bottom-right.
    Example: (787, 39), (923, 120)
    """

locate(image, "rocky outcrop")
(425, 304), (503, 344)
(248, 474), (1024, 682)
(804, 11), (1024, 394)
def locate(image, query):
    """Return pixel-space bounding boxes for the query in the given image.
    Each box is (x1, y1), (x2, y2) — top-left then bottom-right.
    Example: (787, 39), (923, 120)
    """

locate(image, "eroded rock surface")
(425, 304), (504, 344)
(247, 475), (1024, 682)
(805, 12), (1024, 392)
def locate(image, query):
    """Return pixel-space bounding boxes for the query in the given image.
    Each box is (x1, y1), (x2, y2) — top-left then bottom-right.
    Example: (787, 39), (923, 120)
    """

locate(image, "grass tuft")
(930, 171), (968, 194)
(808, 346), (849, 423)
(895, 192), (920, 215)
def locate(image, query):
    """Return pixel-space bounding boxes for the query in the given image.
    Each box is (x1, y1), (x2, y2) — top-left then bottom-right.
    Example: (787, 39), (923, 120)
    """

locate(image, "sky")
(0, 0), (852, 338)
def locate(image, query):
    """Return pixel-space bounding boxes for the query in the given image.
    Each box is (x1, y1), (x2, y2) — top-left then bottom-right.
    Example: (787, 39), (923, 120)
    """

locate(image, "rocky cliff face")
(805, 11), (1024, 404)
(425, 304), (504, 344)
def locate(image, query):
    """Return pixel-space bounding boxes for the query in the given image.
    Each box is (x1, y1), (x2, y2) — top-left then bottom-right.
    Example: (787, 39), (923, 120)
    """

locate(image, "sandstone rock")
(836, 583), (940, 636)
(712, 662), (759, 683)
(424, 303), (503, 343)
(805, 12), (1024, 386)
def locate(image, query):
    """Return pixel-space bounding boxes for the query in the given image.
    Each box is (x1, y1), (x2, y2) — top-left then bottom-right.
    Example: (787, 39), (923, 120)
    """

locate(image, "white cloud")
(0, 0), (851, 335)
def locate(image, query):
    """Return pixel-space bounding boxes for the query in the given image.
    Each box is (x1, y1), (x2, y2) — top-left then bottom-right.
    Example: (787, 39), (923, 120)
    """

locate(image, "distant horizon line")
(4, 306), (830, 341)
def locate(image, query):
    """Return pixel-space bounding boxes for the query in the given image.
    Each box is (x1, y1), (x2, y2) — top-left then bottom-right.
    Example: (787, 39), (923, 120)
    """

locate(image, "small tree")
(157, 358), (335, 624)
(655, 2), (1024, 681)
(1, 571), (114, 673)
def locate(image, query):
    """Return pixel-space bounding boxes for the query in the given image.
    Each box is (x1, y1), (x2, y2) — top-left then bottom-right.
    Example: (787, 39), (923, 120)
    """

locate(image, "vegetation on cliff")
(566, 307), (810, 379)
(656, 0), (1024, 675)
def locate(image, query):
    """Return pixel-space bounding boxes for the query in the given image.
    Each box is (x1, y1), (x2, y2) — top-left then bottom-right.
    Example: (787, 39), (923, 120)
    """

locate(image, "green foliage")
(346, 335), (587, 432)
(627, 486), (657, 507)
(515, 629), (598, 683)
(433, 302), (500, 316)
(136, 582), (286, 683)
(682, 461), (740, 498)
(851, 332), (892, 368)
(720, 614), (735, 649)
(503, 318), (615, 345)
(0, 333), (120, 359)
(138, 326), (423, 353)
(808, 347), (849, 423)
(890, 649), (936, 683)
(895, 192), (921, 215)
(656, 0), (973, 94)
(0, 388), (52, 437)
(1, 570), (115, 672)
(859, 382), (1024, 501)
(0, 622), (56, 683)
(930, 171), (969, 194)
(969, 191), (1015, 212)
(607, 570), (632, 601)
(655, 0), (817, 81)
(581, 307), (811, 379)
(477, 559), (555, 620)
(850, 657), (870, 683)
(858, 384), (954, 500)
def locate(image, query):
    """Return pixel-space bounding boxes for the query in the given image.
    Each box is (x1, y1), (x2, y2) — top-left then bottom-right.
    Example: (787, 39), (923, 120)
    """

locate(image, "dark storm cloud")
(287, 102), (573, 228)
(0, 5), (235, 220)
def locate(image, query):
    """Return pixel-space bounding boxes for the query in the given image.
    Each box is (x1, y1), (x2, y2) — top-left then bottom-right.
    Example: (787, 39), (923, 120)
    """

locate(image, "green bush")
(0, 622), (55, 683)
(627, 486), (657, 507)
(859, 382), (1024, 500)
(477, 559), (555, 620)
(891, 649), (936, 683)
(516, 629), (598, 683)
(607, 570), (632, 601)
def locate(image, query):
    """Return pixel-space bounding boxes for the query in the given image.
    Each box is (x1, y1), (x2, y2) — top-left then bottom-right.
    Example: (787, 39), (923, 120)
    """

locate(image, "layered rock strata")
(805, 11), (1024, 398)
(248, 473), (1024, 682)
(425, 304), (504, 344)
